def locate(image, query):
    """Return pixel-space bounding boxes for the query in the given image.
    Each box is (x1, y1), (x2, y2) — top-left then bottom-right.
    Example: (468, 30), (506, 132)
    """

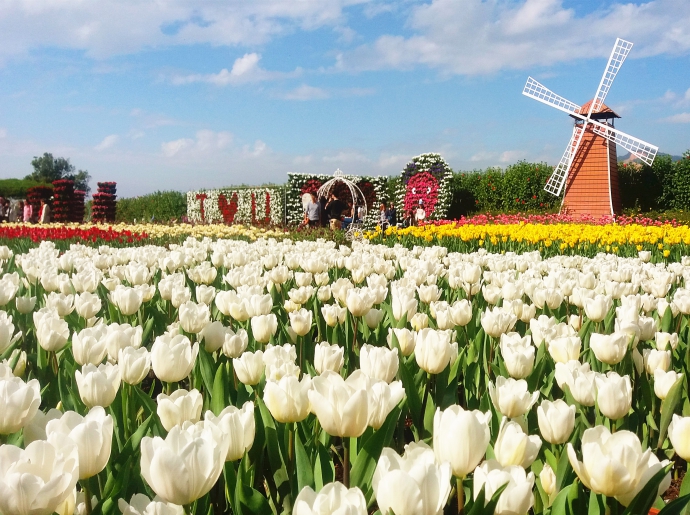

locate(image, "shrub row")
(105, 150), (690, 223)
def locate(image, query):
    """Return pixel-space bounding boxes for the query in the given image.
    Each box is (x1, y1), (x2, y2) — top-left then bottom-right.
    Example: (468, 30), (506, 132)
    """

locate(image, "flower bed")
(0, 238), (688, 515)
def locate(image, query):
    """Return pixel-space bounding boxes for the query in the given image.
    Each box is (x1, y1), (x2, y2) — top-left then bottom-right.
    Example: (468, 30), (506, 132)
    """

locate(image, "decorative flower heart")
(217, 192), (239, 224)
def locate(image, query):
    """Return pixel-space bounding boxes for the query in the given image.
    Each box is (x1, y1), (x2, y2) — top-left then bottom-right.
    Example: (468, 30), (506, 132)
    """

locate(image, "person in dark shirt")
(325, 194), (346, 221)
(386, 203), (397, 226)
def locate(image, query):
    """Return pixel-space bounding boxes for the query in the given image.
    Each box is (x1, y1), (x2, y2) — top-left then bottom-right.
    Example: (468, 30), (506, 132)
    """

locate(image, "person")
(402, 208), (415, 228)
(318, 193), (328, 227)
(22, 201), (33, 223)
(39, 198), (51, 224)
(415, 200), (426, 225)
(341, 203), (355, 230)
(0, 197), (6, 222)
(325, 193), (346, 221)
(304, 192), (320, 228)
(8, 200), (20, 222)
(386, 202), (397, 226)
(379, 203), (388, 230)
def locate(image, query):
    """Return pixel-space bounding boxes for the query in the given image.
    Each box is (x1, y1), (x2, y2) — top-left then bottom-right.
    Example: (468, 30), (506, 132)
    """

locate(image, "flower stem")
(83, 482), (93, 515)
(343, 437), (350, 488)
(457, 476), (464, 515)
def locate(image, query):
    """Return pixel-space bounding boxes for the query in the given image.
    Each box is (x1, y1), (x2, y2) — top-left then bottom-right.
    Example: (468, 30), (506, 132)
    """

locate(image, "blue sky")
(0, 0), (688, 197)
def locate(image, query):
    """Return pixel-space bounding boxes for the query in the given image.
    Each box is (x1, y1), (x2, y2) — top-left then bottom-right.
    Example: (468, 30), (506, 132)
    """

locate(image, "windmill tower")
(522, 38), (658, 218)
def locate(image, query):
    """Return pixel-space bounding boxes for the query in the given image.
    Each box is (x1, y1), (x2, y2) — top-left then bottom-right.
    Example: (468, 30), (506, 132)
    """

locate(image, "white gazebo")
(316, 169), (368, 240)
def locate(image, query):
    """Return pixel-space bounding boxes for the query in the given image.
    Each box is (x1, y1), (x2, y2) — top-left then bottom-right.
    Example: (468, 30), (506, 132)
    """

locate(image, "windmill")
(522, 38), (658, 218)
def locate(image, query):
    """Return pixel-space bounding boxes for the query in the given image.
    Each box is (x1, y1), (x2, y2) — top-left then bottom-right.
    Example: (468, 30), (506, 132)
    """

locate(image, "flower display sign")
(286, 173), (388, 227)
(186, 187), (284, 225)
(398, 153), (453, 221)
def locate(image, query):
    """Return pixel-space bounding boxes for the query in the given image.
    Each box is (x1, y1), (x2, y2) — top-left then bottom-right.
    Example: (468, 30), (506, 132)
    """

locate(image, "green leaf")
(197, 346), (216, 396)
(314, 442), (334, 491)
(295, 425), (314, 493)
(483, 483), (509, 515)
(211, 363), (227, 416)
(466, 486), (486, 515)
(350, 406), (401, 501)
(658, 493), (690, 515)
(621, 465), (673, 515)
(398, 357), (422, 430)
(550, 484), (573, 515)
(657, 375), (684, 449)
(588, 491), (606, 515)
(556, 444), (574, 492)
(257, 398), (289, 492)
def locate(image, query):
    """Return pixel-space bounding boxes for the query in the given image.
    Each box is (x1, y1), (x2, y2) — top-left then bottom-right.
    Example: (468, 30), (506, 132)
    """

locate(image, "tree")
(25, 153), (92, 194)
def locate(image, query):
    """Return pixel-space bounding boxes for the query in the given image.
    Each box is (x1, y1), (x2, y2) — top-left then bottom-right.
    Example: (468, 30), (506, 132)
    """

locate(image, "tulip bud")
(415, 328), (458, 375)
(234, 351), (264, 386)
(589, 332), (629, 365)
(195, 285), (216, 305)
(46, 407), (113, 480)
(499, 333), (535, 379)
(387, 327), (416, 356)
(289, 308), (313, 337)
(178, 301), (210, 334)
(653, 370), (682, 400)
(15, 295), (37, 314)
(295, 482), (368, 515)
(548, 335), (581, 363)
(373, 442), (452, 515)
(36, 313), (70, 352)
(251, 313), (278, 343)
(488, 377), (539, 419)
(118, 347), (151, 385)
(204, 402), (255, 461)
(140, 422), (230, 505)
(643, 348), (671, 374)
(314, 342), (344, 375)
(105, 322), (143, 361)
(360, 344), (398, 383)
(595, 372), (632, 420)
(540, 463), (557, 497)
(537, 399), (575, 444)
(494, 418), (542, 468)
(309, 371), (369, 437)
(75, 363), (121, 408)
(583, 294), (612, 322)
(109, 285), (144, 316)
(410, 312), (429, 331)
(433, 405), (491, 478)
(473, 460), (535, 515)
(0, 375), (41, 434)
(151, 334), (198, 383)
(264, 375), (312, 423)
(72, 325), (108, 366)
(655, 332), (679, 351)
(75, 292), (102, 319)
(481, 307), (518, 338)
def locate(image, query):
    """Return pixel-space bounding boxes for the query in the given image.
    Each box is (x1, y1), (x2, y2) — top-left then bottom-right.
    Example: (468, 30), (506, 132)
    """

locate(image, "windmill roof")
(574, 99), (620, 119)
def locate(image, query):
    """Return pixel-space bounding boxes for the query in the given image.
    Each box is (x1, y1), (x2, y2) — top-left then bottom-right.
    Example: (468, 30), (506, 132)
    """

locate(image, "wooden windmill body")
(523, 38), (658, 219)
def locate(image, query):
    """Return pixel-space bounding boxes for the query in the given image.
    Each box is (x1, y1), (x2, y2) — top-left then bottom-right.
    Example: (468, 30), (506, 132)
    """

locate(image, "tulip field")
(4, 223), (690, 515)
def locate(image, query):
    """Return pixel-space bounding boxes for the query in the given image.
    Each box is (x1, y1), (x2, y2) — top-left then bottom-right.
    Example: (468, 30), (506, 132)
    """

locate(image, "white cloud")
(0, 1), (371, 62)
(0, 128), (6, 139)
(243, 140), (269, 158)
(161, 130), (233, 157)
(336, 0), (690, 75)
(95, 134), (119, 151)
(282, 84), (330, 100)
(322, 151), (370, 163)
(377, 153), (408, 168)
(293, 155), (314, 165)
(172, 53), (301, 86)
(500, 150), (527, 163)
(662, 112), (690, 123)
(470, 151), (495, 162)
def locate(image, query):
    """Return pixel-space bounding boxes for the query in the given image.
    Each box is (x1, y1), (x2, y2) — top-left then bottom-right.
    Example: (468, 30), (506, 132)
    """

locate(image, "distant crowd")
(0, 197), (52, 224)
(301, 191), (428, 230)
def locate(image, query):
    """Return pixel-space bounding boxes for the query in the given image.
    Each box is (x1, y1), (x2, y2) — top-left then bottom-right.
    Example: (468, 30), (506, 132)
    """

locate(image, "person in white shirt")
(415, 200), (426, 225)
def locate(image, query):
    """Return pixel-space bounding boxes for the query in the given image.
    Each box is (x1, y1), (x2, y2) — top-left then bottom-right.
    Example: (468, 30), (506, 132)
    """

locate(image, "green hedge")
(0, 179), (53, 198)
(445, 161), (558, 217)
(116, 191), (187, 223)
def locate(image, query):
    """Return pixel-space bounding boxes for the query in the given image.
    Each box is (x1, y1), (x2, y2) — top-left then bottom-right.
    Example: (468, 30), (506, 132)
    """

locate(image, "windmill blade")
(523, 77), (581, 116)
(545, 123), (588, 196)
(591, 123), (658, 166)
(589, 38), (633, 116)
